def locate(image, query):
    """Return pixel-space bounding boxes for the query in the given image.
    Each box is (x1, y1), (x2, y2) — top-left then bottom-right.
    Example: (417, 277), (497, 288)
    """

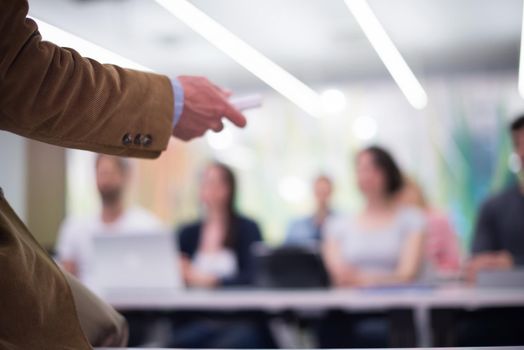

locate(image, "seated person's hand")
(173, 76), (247, 141)
(351, 273), (386, 288)
(179, 256), (192, 278)
(186, 268), (218, 288)
(463, 250), (514, 283)
(180, 256), (218, 288)
(330, 265), (360, 287)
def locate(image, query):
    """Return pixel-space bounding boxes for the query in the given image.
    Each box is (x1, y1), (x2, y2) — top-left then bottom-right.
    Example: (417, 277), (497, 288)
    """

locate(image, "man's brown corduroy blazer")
(0, 0), (175, 348)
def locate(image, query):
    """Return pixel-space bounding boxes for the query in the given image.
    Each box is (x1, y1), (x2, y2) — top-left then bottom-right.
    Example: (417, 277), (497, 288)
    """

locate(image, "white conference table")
(103, 287), (524, 347)
(96, 348), (524, 350)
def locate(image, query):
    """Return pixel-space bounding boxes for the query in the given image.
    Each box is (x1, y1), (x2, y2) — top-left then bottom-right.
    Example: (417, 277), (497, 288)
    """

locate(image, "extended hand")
(173, 76), (247, 141)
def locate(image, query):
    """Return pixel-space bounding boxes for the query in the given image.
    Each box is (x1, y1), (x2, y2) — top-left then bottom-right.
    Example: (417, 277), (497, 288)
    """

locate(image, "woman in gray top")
(323, 146), (426, 287)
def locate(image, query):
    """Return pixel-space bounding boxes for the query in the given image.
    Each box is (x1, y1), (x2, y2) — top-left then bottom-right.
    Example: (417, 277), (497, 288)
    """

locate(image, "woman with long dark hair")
(170, 163), (273, 349)
(177, 162), (261, 287)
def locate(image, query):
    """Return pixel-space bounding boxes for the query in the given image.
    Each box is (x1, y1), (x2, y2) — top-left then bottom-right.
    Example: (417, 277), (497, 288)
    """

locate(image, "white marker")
(229, 94), (263, 111)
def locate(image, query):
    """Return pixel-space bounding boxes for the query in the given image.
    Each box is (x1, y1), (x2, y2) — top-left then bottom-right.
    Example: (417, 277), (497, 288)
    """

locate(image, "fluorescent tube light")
(155, 0), (323, 117)
(30, 16), (151, 71)
(344, 0), (428, 109)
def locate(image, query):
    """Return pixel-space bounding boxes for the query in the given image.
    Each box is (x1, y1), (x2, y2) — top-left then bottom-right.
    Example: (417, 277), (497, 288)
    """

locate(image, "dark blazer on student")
(177, 215), (263, 287)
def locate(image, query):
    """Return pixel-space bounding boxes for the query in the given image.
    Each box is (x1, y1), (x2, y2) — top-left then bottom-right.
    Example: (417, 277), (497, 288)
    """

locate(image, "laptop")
(476, 268), (524, 288)
(91, 232), (183, 296)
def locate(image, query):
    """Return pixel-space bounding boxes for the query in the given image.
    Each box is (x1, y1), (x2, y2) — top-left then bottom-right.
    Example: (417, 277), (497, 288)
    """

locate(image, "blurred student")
(323, 146), (426, 288)
(177, 162), (262, 287)
(398, 177), (461, 274)
(453, 116), (524, 346)
(171, 162), (272, 348)
(56, 154), (164, 287)
(319, 146), (426, 348)
(466, 115), (524, 282)
(285, 175), (334, 247)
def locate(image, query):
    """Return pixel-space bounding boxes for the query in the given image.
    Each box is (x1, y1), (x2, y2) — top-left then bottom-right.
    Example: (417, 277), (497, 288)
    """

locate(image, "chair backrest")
(253, 243), (330, 288)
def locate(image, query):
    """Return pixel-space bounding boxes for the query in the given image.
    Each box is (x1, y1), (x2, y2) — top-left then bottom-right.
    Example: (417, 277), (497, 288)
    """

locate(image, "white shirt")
(193, 249), (238, 280)
(56, 206), (165, 287)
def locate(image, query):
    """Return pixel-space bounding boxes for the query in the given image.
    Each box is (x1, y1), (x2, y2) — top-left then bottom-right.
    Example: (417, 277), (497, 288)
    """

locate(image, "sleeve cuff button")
(122, 133), (133, 145)
(134, 134), (142, 145)
(142, 134), (153, 147)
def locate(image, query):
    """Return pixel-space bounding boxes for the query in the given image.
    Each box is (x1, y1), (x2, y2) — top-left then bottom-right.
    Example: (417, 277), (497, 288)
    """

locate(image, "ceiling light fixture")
(344, 0), (428, 109)
(321, 89), (347, 114)
(31, 17), (150, 71)
(155, 0), (323, 117)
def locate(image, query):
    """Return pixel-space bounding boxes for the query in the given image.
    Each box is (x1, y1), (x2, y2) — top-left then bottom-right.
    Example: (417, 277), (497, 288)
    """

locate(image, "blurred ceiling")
(29, 0), (522, 90)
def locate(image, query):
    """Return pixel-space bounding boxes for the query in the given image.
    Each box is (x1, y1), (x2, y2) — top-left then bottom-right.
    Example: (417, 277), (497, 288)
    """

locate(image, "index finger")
(223, 101), (247, 128)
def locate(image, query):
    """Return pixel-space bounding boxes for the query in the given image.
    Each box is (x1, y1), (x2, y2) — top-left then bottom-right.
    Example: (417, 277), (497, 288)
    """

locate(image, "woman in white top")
(319, 146), (426, 348)
(323, 145), (426, 287)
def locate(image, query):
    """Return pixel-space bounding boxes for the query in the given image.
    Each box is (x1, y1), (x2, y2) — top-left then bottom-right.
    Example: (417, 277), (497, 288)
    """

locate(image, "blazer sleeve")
(0, 0), (174, 159)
